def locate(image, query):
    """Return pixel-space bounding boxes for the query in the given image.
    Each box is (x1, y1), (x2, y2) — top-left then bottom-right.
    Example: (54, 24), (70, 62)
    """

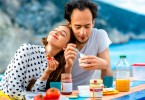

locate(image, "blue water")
(110, 40), (145, 70)
(113, 89), (145, 100)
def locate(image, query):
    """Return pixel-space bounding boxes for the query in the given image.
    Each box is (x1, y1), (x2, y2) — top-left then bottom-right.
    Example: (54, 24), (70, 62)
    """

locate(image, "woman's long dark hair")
(42, 25), (75, 90)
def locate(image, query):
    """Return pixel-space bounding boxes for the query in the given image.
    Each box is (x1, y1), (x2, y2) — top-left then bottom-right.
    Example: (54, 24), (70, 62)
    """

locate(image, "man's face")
(68, 8), (95, 44)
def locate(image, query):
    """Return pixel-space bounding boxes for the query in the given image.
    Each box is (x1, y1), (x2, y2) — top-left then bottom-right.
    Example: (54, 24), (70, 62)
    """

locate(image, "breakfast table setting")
(23, 78), (145, 100)
(1, 63), (145, 100)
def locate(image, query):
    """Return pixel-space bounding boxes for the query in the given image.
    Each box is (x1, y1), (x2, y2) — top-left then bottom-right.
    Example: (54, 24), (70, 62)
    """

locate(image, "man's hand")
(64, 43), (77, 72)
(79, 55), (108, 70)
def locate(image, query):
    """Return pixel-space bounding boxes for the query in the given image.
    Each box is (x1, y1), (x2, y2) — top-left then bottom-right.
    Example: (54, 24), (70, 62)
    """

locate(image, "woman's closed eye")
(60, 30), (67, 37)
(52, 29), (67, 37)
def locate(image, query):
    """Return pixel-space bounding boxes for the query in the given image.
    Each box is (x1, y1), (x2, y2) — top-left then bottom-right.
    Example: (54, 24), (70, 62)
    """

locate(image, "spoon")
(75, 48), (85, 58)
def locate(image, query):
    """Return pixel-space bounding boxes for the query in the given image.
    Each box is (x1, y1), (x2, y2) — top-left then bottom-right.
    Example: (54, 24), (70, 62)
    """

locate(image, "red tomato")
(42, 95), (48, 100)
(46, 54), (53, 60)
(34, 94), (43, 100)
(47, 57), (53, 60)
(46, 88), (61, 99)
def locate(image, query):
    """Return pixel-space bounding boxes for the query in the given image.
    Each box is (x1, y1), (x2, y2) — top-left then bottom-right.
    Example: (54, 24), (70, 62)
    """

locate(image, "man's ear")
(92, 20), (95, 28)
(66, 20), (71, 28)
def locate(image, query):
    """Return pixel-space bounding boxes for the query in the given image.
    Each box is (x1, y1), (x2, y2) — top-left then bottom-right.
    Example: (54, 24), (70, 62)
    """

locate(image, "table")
(21, 80), (145, 100)
(69, 81), (145, 100)
(103, 82), (145, 100)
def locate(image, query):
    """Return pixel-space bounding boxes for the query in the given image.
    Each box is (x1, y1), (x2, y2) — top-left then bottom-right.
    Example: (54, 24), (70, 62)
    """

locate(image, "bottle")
(116, 55), (130, 92)
(90, 79), (103, 100)
(61, 73), (72, 95)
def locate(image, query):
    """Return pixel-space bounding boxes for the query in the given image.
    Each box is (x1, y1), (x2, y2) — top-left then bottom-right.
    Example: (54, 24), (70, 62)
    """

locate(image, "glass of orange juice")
(116, 79), (130, 92)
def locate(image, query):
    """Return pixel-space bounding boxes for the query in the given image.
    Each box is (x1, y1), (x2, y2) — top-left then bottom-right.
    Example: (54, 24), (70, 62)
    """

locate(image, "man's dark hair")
(64, 0), (98, 23)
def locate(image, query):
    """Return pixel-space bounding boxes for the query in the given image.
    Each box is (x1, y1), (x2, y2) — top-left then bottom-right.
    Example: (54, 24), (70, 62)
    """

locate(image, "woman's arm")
(30, 57), (59, 91)
(3, 44), (30, 99)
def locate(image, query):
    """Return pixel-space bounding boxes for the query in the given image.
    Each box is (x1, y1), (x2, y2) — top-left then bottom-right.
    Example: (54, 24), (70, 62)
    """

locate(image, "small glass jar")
(61, 73), (72, 95)
(90, 79), (103, 100)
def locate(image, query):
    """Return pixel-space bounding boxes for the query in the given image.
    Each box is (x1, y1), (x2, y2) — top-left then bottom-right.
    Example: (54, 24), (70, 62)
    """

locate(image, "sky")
(98, 0), (145, 15)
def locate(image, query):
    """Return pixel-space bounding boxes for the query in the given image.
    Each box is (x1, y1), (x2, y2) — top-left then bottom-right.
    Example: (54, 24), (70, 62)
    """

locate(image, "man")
(64, 0), (113, 90)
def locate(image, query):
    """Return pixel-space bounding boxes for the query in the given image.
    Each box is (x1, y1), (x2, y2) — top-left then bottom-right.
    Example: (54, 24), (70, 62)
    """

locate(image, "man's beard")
(76, 38), (88, 44)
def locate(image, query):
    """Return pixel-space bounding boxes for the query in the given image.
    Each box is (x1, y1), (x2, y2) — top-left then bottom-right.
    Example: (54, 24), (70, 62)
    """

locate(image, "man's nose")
(80, 28), (86, 35)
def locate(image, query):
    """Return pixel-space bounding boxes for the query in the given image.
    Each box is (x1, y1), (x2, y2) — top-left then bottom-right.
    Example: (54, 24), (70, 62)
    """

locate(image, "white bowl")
(132, 63), (145, 81)
(78, 85), (90, 97)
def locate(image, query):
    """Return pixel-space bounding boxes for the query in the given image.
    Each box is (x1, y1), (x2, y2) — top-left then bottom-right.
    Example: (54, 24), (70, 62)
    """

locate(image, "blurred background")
(0, 0), (145, 73)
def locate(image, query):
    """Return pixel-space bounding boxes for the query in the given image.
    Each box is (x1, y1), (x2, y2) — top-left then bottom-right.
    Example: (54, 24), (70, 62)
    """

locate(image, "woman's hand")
(40, 57), (59, 81)
(46, 57), (59, 72)
(64, 43), (77, 73)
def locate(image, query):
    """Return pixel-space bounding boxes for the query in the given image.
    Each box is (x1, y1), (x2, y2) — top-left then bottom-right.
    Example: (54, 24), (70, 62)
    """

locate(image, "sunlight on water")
(98, 0), (145, 15)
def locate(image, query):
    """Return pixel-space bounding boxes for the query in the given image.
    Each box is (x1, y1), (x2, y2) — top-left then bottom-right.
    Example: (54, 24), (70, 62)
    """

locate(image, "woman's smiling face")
(47, 25), (71, 49)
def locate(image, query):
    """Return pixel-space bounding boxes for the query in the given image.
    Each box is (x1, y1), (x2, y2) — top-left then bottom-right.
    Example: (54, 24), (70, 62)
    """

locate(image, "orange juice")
(116, 79), (130, 92)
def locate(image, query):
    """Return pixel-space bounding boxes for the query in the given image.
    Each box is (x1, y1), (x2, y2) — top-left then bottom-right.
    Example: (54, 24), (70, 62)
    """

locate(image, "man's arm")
(64, 43), (77, 73)
(97, 48), (113, 79)
(79, 47), (113, 79)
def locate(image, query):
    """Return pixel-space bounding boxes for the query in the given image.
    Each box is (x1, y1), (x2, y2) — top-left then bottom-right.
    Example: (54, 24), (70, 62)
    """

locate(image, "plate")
(103, 89), (119, 95)
(25, 92), (69, 100)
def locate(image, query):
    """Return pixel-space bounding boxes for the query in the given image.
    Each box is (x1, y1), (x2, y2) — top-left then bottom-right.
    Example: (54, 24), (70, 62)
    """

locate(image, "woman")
(0, 25), (77, 100)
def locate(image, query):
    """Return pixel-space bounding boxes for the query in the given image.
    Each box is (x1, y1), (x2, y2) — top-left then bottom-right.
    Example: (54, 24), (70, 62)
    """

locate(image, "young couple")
(0, 0), (113, 99)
